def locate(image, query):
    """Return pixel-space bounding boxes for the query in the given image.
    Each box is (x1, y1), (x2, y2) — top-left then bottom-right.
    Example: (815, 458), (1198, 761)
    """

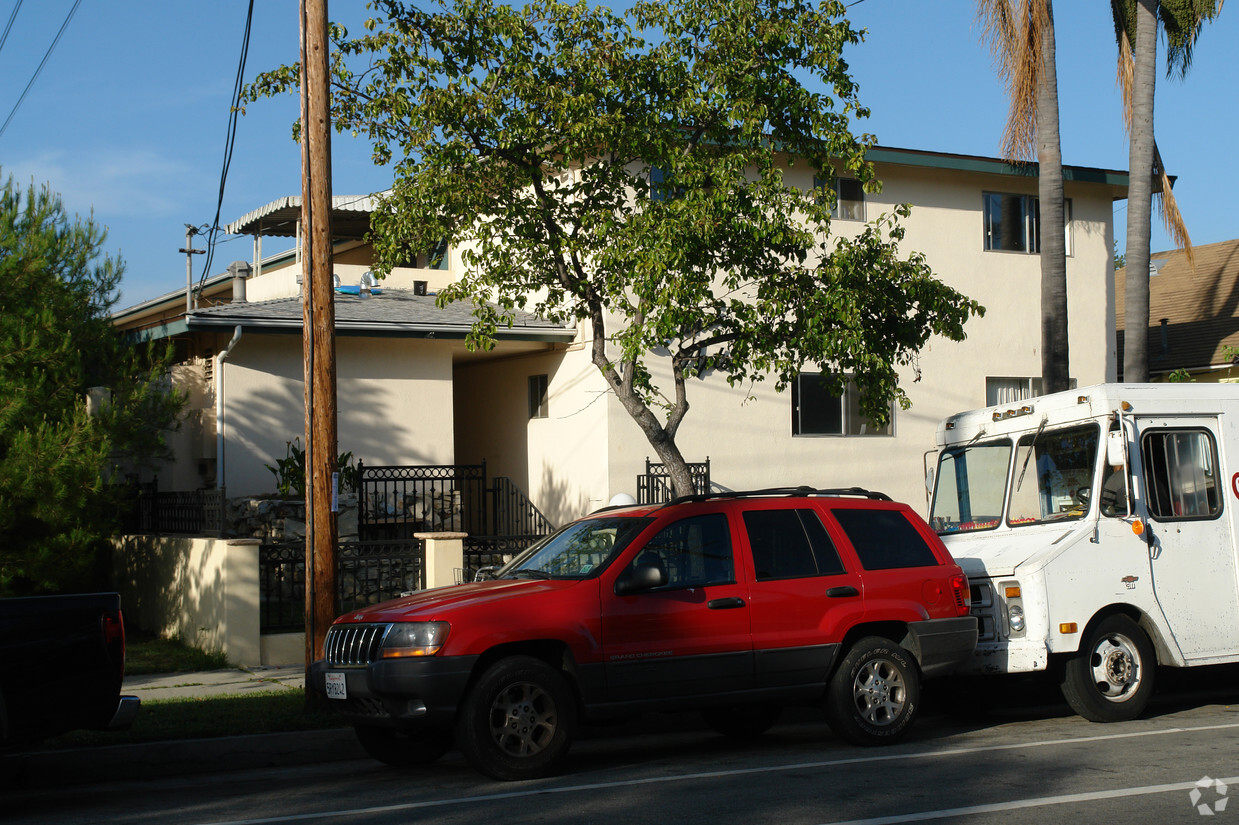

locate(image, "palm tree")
(1113, 0), (1221, 381)
(978, 0), (1070, 393)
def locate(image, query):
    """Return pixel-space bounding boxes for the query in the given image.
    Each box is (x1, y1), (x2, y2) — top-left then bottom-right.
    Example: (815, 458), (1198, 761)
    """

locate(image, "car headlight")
(1008, 604), (1026, 633)
(381, 622), (449, 658)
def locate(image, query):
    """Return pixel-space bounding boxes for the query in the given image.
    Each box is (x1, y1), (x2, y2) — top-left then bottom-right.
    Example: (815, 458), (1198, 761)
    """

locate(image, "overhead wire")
(197, 0), (255, 294)
(0, 0), (24, 57)
(0, 0), (81, 142)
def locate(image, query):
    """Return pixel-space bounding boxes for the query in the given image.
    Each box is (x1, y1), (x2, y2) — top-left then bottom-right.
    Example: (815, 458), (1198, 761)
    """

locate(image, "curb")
(1, 728), (364, 790)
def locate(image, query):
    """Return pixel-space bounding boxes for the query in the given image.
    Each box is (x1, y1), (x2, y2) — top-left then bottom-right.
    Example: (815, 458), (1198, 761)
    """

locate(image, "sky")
(0, 1), (1235, 308)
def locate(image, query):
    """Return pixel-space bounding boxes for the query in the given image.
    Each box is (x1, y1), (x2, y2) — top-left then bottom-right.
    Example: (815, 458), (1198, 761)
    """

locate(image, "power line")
(198, 0), (255, 292)
(0, 0), (81, 142)
(0, 0), (24, 58)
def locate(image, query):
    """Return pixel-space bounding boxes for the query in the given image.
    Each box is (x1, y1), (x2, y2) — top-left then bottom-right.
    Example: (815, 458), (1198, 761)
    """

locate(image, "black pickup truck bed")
(0, 592), (139, 748)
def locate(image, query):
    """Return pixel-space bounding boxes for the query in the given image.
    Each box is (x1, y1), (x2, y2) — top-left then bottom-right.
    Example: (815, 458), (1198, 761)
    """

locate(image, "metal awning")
(225, 194), (388, 240)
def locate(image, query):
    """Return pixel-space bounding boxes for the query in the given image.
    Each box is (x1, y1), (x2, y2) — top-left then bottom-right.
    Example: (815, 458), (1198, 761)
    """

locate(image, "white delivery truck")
(927, 383), (1239, 722)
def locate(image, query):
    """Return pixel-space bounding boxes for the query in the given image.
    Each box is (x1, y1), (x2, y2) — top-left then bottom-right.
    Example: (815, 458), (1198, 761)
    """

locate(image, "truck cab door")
(1134, 417), (1239, 660)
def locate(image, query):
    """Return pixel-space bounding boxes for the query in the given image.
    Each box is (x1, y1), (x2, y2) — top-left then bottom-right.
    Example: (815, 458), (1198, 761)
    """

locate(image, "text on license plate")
(325, 671), (347, 700)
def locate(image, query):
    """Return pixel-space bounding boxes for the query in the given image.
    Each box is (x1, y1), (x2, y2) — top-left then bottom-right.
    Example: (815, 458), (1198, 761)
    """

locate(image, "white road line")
(824, 775), (1239, 825)
(192, 721), (1239, 825)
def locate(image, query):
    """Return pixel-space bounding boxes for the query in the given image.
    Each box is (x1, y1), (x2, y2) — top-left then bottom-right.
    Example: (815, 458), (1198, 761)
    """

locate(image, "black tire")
(354, 725), (453, 767)
(701, 704), (782, 740)
(1061, 614), (1155, 722)
(825, 637), (920, 746)
(454, 656), (576, 781)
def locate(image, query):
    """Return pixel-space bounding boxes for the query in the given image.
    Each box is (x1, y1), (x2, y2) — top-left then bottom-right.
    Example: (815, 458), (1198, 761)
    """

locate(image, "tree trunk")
(1123, 0), (1158, 382)
(1037, 2), (1069, 394)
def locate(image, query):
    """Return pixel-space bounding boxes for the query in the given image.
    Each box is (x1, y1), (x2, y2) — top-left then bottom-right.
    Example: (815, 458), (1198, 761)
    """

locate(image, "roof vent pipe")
(228, 260), (252, 303)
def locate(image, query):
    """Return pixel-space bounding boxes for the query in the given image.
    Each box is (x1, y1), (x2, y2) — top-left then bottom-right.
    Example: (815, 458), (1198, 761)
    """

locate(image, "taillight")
(103, 609), (127, 675)
(950, 574), (970, 616)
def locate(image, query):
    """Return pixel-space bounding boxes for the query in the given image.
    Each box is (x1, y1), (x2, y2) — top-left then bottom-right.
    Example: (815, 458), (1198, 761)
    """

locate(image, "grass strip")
(45, 691), (348, 750)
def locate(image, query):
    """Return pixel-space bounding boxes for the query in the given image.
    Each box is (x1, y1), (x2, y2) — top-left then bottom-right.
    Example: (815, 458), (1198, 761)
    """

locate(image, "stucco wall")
(584, 160), (1120, 517)
(454, 344), (607, 526)
(219, 334), (456, 496)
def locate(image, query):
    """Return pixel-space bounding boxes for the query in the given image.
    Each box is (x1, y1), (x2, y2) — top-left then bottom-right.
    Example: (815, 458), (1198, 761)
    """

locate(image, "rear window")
(830, 508), (938, 570)
(742, 508), (846, 580)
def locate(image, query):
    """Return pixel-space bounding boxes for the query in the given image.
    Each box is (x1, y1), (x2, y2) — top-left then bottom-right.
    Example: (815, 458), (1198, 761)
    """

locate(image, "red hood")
(333, 578), (580, 624)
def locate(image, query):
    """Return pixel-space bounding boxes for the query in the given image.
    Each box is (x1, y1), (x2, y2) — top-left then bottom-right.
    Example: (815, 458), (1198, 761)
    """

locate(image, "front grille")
(325, 623), (389, 666)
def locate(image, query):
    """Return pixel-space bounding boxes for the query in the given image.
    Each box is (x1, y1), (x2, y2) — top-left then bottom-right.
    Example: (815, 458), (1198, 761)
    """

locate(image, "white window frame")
(983, 192), (1072, 255)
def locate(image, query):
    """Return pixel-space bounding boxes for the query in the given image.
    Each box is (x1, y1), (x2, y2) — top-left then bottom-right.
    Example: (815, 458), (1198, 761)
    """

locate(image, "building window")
(528, 374), (548, 419)
(983, 193), (1072, 254)
(791, 373), (892, 436)
(986, 377), (1043, 406)
(985, 376), (1077, 406)
(815, 175), (864, 221)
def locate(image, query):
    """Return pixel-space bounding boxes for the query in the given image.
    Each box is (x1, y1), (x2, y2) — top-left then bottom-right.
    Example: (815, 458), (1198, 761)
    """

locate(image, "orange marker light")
(1060, 623), (1078, 634)
(1132, 519), (1145, 536)
(1005, 586), (1021, 599)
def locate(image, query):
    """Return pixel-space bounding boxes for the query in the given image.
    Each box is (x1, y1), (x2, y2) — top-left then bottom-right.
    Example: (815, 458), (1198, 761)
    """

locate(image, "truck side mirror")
(615, 562), (667, 596)
(1106, 431), (1126, 467)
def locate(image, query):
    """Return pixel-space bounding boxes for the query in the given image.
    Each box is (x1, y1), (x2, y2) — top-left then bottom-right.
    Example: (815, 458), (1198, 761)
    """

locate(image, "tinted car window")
(831, 508), (938, 570)
(743, 509), (845, 580)
(633, 513), (734, 589)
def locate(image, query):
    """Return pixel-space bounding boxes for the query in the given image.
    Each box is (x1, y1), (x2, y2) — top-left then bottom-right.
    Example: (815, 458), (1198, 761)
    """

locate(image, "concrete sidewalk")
(1, 667), (364, 790)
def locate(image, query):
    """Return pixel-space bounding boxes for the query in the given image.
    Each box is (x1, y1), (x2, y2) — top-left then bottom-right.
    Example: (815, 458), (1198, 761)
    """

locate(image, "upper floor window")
(983, 193), (1072, 254)
(986, 376), (1044, 406)
(815, 175), (864, 221)
(528, 374), (548, 419)
(791, 373), (892, 437)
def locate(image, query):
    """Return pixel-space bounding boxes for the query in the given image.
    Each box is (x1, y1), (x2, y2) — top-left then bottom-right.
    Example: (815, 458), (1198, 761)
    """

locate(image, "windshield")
(499, 516), (654, 579)
(931, 441), (1012, 533)
(1008, 423), (1100, 526)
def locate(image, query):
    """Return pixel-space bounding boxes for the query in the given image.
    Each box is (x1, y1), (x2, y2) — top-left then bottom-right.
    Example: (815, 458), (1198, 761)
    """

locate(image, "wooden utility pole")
(299, 0), (338, 674)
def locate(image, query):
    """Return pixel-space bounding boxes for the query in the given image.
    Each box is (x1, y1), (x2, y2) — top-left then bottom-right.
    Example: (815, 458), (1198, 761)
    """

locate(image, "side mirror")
(614, 562), (667, 596)
(1106, 431), (1127, 467)
(474, 566), (500, 582)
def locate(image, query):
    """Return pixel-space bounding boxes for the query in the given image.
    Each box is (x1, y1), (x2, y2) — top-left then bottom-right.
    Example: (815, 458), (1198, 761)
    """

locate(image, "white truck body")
(928, 383), (1239, 719)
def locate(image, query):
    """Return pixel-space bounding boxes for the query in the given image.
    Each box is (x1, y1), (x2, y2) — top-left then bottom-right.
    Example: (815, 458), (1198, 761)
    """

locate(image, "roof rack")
(665, 486), (891, 506)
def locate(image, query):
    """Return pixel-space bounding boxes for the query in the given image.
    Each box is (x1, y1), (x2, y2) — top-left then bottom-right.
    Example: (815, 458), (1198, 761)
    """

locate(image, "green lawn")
(40, 634), (348, 749)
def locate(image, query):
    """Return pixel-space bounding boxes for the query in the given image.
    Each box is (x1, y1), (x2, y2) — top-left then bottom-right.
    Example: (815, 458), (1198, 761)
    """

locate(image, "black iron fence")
(357, 462), (487, 538)
(636, 456), (711, 504)
(463, 534), (545, 581)
(357, 461), (553, 540)
(259, 539), (425, 633)
(121, 481), (223, 535)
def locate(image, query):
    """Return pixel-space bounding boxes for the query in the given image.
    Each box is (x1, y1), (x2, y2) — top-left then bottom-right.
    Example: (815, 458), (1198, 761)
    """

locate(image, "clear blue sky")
(0, 1), (1234, 307)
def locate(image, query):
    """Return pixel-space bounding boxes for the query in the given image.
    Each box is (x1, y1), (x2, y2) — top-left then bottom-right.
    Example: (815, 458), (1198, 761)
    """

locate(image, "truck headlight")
(1008, 604), (1026, 633)
(381, 622), (449, 658)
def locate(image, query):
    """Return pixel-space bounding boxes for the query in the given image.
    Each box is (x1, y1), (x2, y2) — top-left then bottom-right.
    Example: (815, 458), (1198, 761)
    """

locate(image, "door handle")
(826, 586), (860, 598)
(707, 597), (746, 610)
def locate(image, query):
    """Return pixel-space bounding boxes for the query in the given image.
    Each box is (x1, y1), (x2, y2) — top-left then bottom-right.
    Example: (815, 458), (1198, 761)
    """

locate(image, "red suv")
(311, 488), (975, 780)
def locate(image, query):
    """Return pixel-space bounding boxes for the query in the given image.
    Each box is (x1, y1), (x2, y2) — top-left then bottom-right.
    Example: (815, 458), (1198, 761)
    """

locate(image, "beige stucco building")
(114, 146), (1128, 520)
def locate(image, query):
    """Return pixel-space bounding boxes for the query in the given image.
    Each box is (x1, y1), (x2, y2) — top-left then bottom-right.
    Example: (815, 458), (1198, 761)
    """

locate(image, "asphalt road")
(6, 671), (1239, 825)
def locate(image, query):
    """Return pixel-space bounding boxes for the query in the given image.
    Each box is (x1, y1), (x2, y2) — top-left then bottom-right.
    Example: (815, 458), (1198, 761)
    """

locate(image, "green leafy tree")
(246, 0), (983, 496)
(978, 0), (1070, 395)
(0, 176), (183, 595)
(1112, 0), (1220, 381)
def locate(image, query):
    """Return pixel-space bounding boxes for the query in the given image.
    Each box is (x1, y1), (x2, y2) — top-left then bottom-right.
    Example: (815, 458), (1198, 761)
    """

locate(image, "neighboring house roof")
(128, 289), (576, 344)
(1116, 238), (1239, 375)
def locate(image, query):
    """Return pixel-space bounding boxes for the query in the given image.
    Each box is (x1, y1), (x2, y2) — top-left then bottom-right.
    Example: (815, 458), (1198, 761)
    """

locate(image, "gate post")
(416, 532), (467, 589)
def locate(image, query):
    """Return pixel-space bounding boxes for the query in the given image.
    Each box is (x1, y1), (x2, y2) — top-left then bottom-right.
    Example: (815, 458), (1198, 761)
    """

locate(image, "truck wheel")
(701, 704), (782, 740)
(354, 725), (453, 767)
(825, 637), (920, 746)
(455, 656), (576, 781)
(1060, 614), (1155, 722)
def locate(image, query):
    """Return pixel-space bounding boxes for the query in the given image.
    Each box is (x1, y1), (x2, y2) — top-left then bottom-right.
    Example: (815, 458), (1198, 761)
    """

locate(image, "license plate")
(325, 671), (347, 700)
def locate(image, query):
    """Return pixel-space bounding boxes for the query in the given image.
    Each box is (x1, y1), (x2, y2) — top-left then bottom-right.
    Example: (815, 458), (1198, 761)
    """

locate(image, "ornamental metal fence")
(636, 456), (711, 504)
(259, 538), (424, 633)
